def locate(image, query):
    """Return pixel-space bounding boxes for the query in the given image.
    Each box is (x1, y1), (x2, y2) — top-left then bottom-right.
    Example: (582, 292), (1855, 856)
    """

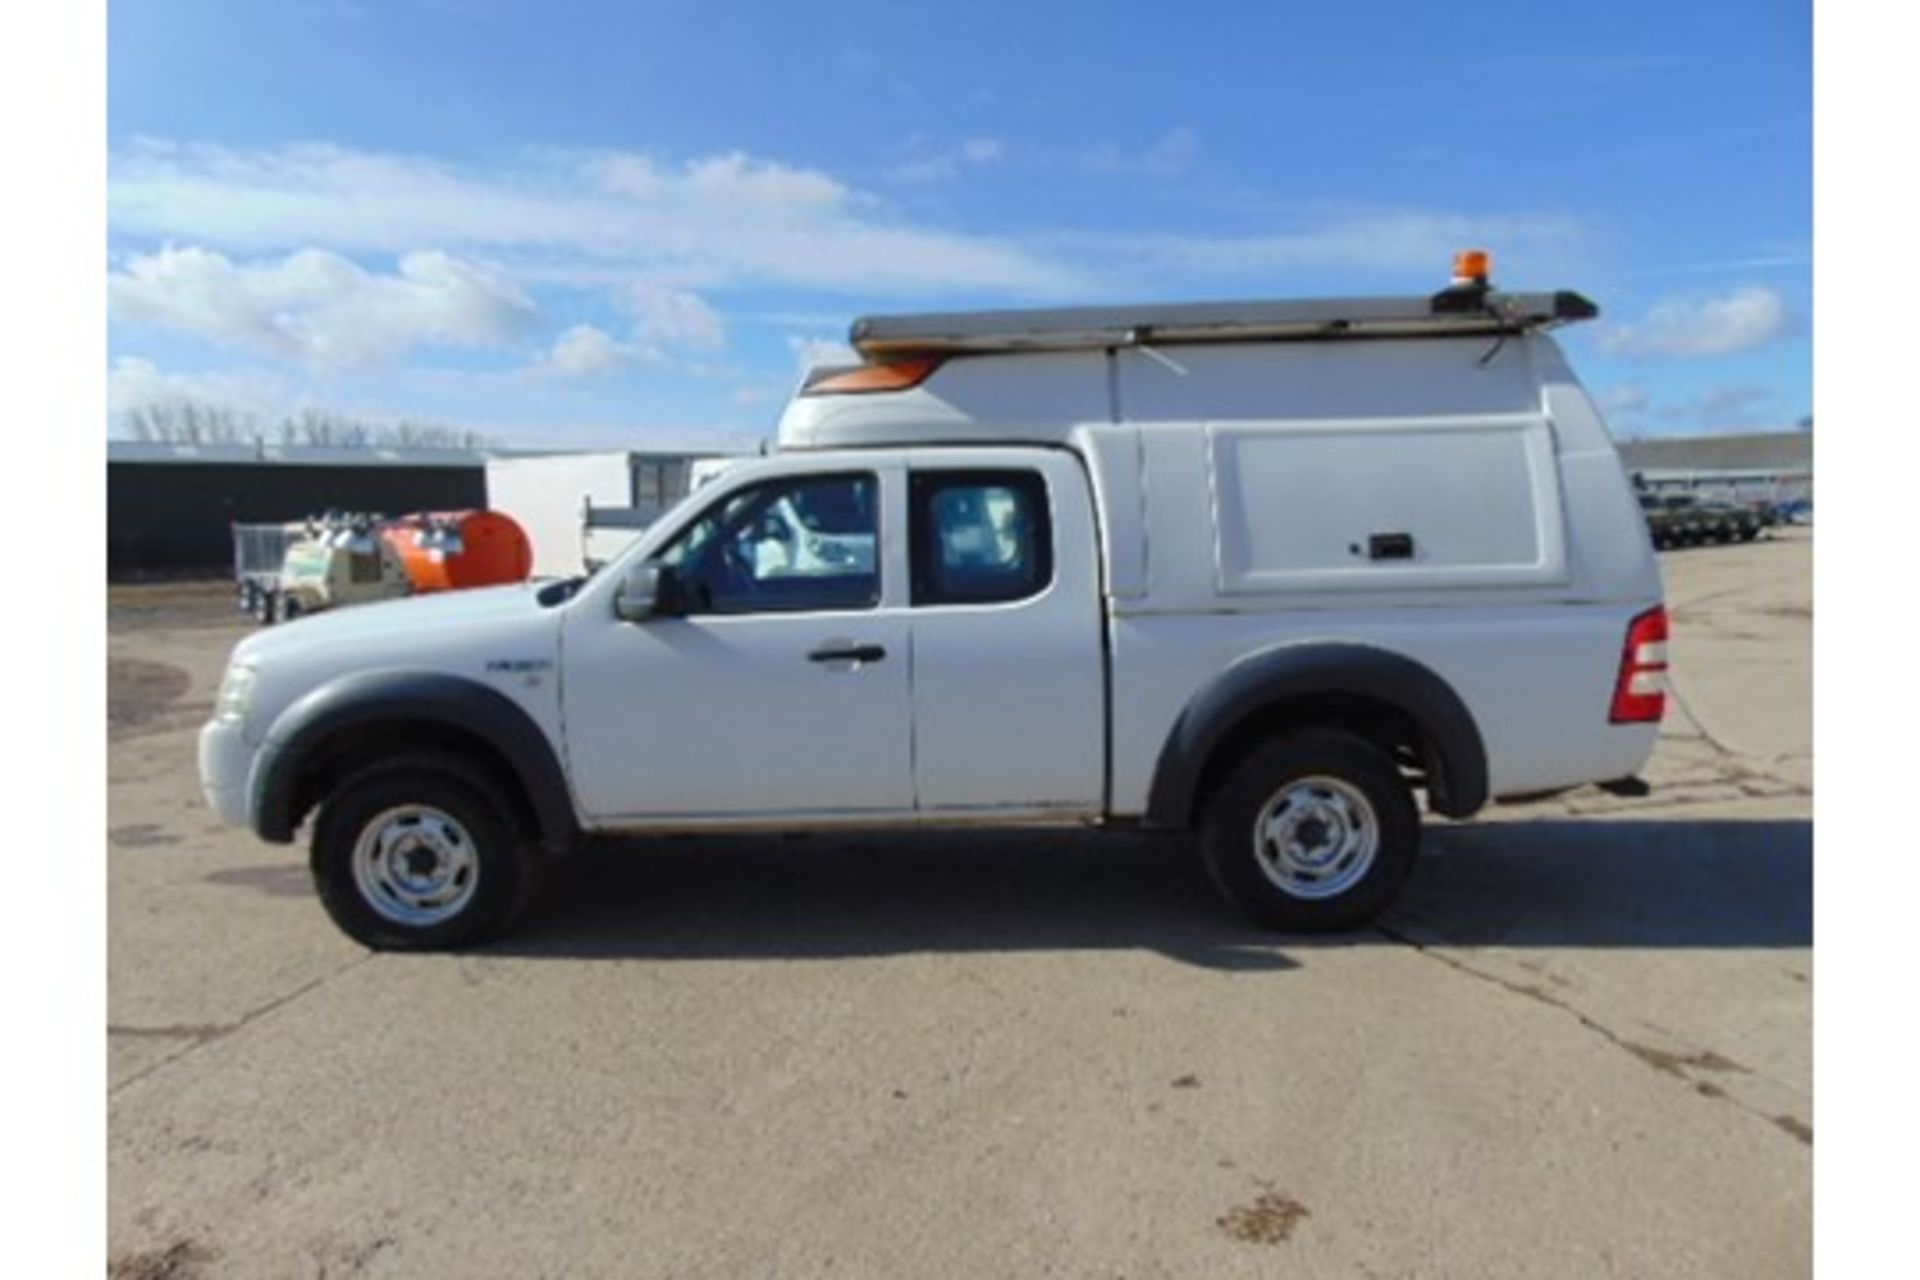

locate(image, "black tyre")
(275, 594), (304, 624)
(255, 589), (278, 625)
(1199, 730), (1419, 932)
(311, 766), (535, 950)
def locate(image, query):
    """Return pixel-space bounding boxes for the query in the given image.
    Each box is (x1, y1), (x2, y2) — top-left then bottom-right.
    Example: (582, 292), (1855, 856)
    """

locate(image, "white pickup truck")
(200, 261), (1667, 949)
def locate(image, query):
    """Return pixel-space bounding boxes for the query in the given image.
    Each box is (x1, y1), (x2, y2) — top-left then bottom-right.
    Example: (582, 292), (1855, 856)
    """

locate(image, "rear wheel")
(1200, 730), (1419, 932)
(311, 767), (535, 950)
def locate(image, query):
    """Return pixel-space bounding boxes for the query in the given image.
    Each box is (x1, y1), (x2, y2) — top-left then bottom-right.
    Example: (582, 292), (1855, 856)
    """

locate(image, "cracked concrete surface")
(107, 531), (1811, 1278)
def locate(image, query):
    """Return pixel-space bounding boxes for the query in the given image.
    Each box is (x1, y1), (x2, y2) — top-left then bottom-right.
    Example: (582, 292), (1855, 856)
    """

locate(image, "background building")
(1617, 431), (1813, 505)
(108, 442), (487, 577)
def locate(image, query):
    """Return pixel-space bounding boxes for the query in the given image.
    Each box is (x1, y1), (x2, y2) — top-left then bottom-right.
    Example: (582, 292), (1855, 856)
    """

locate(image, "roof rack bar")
(850, 290), (1597, 358)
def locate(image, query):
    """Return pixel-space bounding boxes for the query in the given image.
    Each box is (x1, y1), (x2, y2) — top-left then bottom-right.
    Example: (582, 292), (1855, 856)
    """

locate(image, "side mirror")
(614, 563), (678, 622)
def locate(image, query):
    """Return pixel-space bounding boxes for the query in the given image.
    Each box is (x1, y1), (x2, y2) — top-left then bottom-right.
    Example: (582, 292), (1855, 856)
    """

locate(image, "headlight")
(214, 664), (258, 724)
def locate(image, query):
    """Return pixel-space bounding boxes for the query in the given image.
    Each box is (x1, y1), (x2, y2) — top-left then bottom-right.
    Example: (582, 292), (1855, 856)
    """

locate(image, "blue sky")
(107, 0), (1811, 448)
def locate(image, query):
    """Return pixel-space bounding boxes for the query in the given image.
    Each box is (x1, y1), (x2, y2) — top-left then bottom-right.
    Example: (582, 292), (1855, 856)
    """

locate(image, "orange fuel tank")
(381, 510), (534, 593)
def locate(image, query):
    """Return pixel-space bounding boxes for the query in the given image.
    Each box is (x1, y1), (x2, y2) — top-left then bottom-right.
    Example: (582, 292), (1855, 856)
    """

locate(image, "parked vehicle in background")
(269, 515), (412, 622)
(1775, 498), (1813, 525)
(201, 253), (1668, 950)
(1641, 493), (1705, 549)
(1691, 497), (1763, 544)
(231, 510), (532, 624)
(232, 521), (307, 622)
(1641, 493), (1683, 549)
(1639, 492), (1763, 549)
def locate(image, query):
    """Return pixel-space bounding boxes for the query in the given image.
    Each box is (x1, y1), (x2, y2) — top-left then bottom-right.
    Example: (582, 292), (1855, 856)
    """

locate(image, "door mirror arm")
(615, 563), (682, 622)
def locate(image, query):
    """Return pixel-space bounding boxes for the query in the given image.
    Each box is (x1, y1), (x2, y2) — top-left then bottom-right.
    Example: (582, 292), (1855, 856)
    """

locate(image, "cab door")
(561, 461), (914, 821)
(905, 451), (1105, 814)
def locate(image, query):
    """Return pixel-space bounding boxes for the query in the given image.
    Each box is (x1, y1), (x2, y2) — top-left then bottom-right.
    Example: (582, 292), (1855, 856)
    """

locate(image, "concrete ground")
(107, 531), (1812, 1279)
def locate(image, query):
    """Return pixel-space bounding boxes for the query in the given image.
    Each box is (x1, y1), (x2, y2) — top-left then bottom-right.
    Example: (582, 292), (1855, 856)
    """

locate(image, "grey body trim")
(250, 670), (577, 853)
(1143, 643), (1489, 827)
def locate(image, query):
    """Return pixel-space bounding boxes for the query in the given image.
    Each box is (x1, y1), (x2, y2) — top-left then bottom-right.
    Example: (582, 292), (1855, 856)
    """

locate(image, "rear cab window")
(909, 470), (1052, 606)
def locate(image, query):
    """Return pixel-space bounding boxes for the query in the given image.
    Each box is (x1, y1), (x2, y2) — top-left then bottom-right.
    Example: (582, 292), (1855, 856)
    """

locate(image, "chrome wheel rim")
(351, 805), (480, 926)
(1252, 775), (1379, 900)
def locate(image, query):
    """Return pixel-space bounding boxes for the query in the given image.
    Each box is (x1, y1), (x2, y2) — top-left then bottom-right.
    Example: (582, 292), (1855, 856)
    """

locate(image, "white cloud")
(887, 136), (1006, 184)
(108, 140), (1601, 309)
(1083, 128), (1198, 177)
(1057, 209), (1590, 279)
(787, 335), (859, 372)
(1599, 287), (1790, 358)
(1600, 385), (1650, 416)
(619, 285), (726, 352)
(729, 385), (780, 408)
(108, 245), (537, 367)
(540, 324), (656, 378)
(1656, 384), (1779, 430)
(110, 140), (1081, 297)
(586, 150), (850, 214)
(1602, 385), (1650, 414)
(1594, 381), (1793, 437)
(537, 288), (728, 379)
(107, 356), (291, 419)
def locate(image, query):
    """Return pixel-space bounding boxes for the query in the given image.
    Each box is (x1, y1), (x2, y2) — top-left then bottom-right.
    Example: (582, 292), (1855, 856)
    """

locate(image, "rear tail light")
(1610, 605), (1669, 723)
(801, 356), (944, 397)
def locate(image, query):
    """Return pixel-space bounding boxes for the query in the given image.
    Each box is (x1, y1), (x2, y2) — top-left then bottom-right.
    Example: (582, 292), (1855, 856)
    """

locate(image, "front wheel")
(1200, 730), (1419, 932)
(311, 767), (534, 950)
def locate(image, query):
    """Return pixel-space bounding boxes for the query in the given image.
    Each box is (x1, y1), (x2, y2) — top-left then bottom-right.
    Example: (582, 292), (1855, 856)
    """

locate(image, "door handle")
(808, 643), (887, 664)
(1367, 531), (1415, 561)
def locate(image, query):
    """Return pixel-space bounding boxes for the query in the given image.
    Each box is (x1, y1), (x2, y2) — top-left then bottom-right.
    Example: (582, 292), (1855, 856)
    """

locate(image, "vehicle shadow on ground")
(491, 817), (1810, 971)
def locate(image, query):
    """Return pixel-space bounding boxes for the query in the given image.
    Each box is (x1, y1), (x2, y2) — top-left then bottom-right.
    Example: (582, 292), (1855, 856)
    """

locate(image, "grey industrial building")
(108, 441), (486, 576)
(1617, 431), (1813, 505)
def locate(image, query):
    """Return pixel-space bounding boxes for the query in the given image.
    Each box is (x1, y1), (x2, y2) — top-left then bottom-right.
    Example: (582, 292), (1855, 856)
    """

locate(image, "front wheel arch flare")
(250, 670), (577, 854)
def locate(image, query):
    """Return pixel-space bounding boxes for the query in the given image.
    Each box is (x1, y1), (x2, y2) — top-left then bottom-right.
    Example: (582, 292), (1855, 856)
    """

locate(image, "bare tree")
(122, 399), (264, 445)
(281, 409), (371, 448)
(121, 397), (488, 452)
(377, 420), (492, 450)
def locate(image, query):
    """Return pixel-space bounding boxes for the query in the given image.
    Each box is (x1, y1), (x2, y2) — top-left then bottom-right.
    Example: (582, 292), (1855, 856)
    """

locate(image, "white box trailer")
(484, 451), (727, 577)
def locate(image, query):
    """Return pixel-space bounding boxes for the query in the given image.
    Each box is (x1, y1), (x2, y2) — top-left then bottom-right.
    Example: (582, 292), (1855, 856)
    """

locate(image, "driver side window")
(655, 472), (879, 615)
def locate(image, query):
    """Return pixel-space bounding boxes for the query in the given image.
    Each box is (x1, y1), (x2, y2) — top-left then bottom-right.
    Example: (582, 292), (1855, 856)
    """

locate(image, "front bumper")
(197, 719), (254, 828)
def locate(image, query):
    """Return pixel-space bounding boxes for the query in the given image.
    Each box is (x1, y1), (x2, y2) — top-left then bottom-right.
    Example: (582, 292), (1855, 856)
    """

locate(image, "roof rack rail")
(850, 290), (1598, 359)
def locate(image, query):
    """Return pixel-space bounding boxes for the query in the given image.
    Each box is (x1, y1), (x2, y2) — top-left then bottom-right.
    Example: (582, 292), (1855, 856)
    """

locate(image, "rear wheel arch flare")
(1145, 643), (1489, 826)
